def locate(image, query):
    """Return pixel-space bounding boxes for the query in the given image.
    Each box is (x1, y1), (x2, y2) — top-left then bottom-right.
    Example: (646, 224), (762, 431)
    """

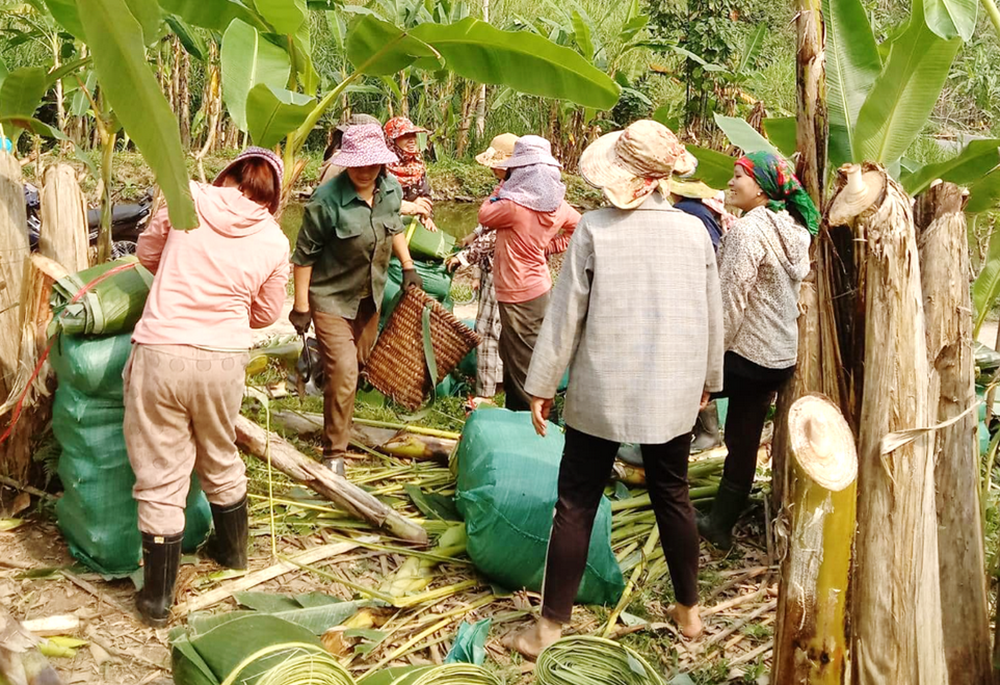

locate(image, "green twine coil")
(536, 636), (666, 685)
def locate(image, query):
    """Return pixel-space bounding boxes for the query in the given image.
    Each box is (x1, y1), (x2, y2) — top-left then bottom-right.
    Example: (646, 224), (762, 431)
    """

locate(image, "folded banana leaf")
(444, 618), (491, 665)
(536, 636), (666, 685)
(171, 614), (355, 685)
(49, 257), (154, 336)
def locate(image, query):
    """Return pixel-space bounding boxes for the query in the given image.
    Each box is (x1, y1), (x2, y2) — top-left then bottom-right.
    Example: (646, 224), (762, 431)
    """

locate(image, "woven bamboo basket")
(364, 287), (481, 410)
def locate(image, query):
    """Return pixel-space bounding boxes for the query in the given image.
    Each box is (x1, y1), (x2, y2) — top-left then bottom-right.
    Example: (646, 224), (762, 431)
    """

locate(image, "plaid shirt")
(457, 225), (497, 272)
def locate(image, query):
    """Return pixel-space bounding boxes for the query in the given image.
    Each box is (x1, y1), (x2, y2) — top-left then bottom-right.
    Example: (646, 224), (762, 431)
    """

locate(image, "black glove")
(402, 268), (424, 291)
(289, 308), (312, 334)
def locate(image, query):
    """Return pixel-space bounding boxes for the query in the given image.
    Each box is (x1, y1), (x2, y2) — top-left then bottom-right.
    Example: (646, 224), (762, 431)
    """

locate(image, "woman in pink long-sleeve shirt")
(478, 135), (580, 411)
(125, 147), (289, 627)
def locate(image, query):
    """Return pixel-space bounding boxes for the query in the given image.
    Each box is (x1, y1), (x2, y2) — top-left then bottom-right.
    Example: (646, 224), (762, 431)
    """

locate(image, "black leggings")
(541, 427), (699, 623)
(713, 353), (794, 491)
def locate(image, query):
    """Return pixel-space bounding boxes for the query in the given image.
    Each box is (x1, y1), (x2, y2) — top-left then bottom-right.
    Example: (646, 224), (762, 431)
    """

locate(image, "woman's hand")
(423, 216), (439, 232)
(289, 308), (312, 334)
(401, 197), (432, 218)
(471, 278), (480, 292)
(460, 233), (476, 247)
(700, 391), (711, 409)
(445, 255), (462, 273)
(530, 396), (554, 437)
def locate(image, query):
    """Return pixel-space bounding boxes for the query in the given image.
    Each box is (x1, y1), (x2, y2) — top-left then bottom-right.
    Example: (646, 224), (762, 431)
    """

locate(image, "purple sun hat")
(214, 146), (284, 191)
(329, 124), (399, 168)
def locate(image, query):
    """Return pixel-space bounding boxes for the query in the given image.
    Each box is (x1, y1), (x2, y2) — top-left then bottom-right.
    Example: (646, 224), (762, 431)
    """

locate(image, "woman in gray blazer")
(504, 120), (725, 658)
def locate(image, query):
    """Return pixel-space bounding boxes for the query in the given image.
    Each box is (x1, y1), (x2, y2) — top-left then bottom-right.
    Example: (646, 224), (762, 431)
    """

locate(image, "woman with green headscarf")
(696, 151), (817, 552)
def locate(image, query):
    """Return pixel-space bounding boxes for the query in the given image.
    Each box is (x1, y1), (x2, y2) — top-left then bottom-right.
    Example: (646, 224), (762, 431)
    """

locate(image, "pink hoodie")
(133, 181), (290, 350)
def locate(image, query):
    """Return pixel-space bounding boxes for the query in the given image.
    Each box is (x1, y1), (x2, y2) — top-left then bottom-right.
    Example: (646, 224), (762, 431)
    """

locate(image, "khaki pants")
(498, 291), (550, 411)
(124, 344), (249, 535)
(313, 298), (379, 457)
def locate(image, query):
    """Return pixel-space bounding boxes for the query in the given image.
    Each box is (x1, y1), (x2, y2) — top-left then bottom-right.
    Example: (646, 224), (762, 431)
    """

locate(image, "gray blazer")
(524, 193), (724, 444)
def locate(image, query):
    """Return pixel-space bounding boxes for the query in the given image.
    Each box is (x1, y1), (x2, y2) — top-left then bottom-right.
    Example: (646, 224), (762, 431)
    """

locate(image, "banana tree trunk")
(772, 393), (856, 684)
(914, 182), (992, 685)
(38, 164), (89, 273)
(827, 165), (948, 685)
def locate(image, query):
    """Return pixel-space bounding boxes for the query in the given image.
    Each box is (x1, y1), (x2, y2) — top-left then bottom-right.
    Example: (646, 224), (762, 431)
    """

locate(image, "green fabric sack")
(49, 256), (153, 336)
(380, 256), (453, 329)
(406, 217), (456, 260)
(49, 332), (134, 398)
(51, 333), (211, 576)
(454, 409), (624, 605)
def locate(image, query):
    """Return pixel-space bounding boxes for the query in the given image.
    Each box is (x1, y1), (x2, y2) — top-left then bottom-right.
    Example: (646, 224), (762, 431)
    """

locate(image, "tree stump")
(772, 393), (856, 685)
(915, 182), (991, 685)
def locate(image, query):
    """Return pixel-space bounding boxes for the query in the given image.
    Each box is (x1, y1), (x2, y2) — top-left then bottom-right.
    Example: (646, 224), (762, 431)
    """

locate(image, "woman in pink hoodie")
(125, 147), (290, 626)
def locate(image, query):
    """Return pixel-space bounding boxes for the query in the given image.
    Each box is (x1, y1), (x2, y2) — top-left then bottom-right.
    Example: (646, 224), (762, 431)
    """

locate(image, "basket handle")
(421, 302), (438, 386)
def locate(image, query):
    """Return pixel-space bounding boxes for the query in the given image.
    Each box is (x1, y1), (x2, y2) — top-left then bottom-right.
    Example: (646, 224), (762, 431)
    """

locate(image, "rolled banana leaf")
(536, 636), (666, 685)
(359, 664), (500, 685)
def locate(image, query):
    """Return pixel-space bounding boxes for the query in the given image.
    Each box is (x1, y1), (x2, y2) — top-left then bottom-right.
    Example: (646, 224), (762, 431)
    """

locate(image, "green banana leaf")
(246, 84), (315, 148)
(360, 666), (427, 685)
(77, 0), (198, 230)
(125, 0), (162, 45)
(714, 113), (786, 159)
(967, 169), (1000, 214)
(156, 0), (268, 32)
(41, 0), (87, 37)
(762, 117), (798, 158)
(166, 15), (209, 61)
(444, 618), (491, 665)
(362, 664), (500, 685)
(852, 7), (961, 165)
(0, 67), (48, 119)
(901, 138), (1000, 197)
(687, 145), (735, 190)
(221, 19), (292, 131)
(823, 0), (881, 167)
(172, 614), (355, 685)
(411, 18), (620, 109)
(347, 15), (441, 76)
(923, 0), (978, 40)
(254, 0), (307, 34)
(188, 601), (360, 636)
(973, 223), (1000, 337)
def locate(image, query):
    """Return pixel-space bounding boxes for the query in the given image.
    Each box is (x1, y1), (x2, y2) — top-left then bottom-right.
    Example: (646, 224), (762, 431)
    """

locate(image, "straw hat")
(336, 113), (380, 133)
(475, 133), (519, 168)
(213, 146), (284, 213)
(495, 135), (561, 169)
(329, 124), (399, 168)
(579, 120), (698, 208)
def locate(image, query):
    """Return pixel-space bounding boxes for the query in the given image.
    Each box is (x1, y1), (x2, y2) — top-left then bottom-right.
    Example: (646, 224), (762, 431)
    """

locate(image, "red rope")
(0, 262), (141, 447)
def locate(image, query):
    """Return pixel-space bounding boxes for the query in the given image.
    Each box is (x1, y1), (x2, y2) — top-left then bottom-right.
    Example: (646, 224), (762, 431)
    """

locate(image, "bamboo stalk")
(235, 416), (429, 544)
(915, 182), (992, 685)
(772, 394), (857, 684)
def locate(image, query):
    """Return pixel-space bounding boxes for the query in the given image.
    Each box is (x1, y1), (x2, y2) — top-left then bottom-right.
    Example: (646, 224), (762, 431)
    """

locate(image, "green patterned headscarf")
(736, 151), (820, 235)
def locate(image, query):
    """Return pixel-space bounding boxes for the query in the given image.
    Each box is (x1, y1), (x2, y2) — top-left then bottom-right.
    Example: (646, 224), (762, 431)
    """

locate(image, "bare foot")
(666, 603), (703, 639)
(502, 617), (563, 660)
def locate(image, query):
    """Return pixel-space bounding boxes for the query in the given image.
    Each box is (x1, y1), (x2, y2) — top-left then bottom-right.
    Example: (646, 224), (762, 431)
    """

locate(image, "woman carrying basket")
(288, 124), (424, 478)
(126, 147), (290, 626)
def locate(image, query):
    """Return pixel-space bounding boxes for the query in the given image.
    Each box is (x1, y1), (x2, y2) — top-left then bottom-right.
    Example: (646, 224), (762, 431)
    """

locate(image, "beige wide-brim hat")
(475, 133), (519, 168)
(580, 120), (698, 208)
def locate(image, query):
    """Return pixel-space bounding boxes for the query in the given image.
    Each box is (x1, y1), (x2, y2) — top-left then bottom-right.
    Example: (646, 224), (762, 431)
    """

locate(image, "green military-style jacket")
(291, 171), (404, 319)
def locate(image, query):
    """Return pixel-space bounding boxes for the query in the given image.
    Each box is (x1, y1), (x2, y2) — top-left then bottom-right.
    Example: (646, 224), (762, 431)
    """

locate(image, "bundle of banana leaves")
(358, 663), (501, 685)
(536, 636), (666, 685)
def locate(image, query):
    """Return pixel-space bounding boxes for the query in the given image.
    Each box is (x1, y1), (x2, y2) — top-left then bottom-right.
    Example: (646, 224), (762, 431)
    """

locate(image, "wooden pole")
(826, 165), (948, 685)
(772, 393), (856, 684)
(38, 164), (89, 273)
(914, 182), (992, 685)
(233, 416), (429, 545)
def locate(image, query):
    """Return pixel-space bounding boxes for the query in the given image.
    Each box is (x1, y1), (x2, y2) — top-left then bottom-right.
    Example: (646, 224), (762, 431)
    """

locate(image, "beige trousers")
(124, 344), (249, 535)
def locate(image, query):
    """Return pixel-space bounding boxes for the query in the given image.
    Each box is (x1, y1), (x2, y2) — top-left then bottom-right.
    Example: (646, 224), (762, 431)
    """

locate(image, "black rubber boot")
(696, 478), (750, 551)
(691, 402), (723, 453)
(136, 531), (183, 628)
(204, 495), (249, 570)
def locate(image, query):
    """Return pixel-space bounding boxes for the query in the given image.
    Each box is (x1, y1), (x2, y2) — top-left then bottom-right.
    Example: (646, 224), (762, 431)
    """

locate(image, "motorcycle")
(26, 182), (154, 260)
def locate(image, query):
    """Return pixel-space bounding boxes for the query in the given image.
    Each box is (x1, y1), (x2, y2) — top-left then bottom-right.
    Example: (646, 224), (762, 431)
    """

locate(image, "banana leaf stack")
(171, 614), (356, 685)
(536, 636), (666, 685)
